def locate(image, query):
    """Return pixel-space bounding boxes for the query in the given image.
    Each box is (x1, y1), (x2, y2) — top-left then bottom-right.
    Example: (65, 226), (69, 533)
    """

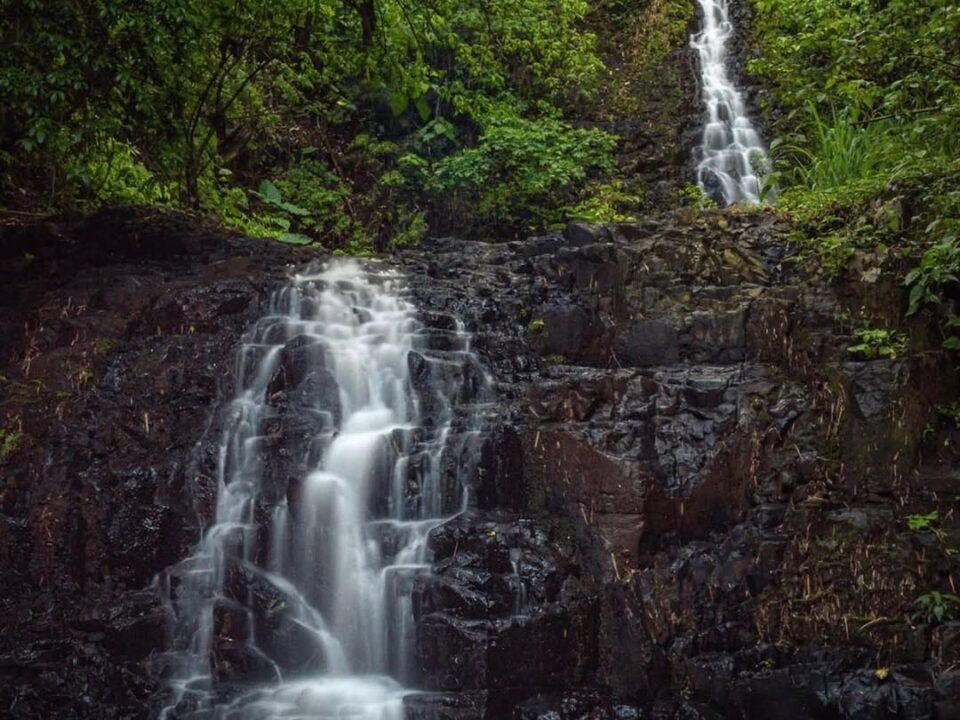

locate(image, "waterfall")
(691, 0), (769, 205)
(156, 260), (485, 720)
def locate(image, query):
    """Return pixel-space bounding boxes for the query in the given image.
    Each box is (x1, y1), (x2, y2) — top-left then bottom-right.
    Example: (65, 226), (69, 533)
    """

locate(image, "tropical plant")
(913, 591), (960, 624)
(430, 115), (616, 234)
(904, 234), (960, 315)
(906, 510), (939, 533)
(847, 328), (908, 360)
(0, 0), (613, 244)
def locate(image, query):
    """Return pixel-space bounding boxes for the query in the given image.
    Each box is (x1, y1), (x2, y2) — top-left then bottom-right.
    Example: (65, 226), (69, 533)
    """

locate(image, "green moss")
(675, 183), (718, 210)
(629, 0), (695, 86)
(599, 0), (695, 119)
(93, 337), (119, 354)
(0, 424), (22, 462)
(565, 180), (643, 223)
(590, 0), (696, 206)
(6, 380), (44, 406)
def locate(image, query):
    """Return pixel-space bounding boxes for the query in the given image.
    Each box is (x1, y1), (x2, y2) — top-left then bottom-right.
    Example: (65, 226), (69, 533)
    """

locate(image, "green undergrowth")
(0, 0), (709, 250)
(750, 0), (960, 337)
(0, 420), (22, 462)
(0, 0), (631, 250)
(595, 0), (694, 118)
(588, 0), (695, 208)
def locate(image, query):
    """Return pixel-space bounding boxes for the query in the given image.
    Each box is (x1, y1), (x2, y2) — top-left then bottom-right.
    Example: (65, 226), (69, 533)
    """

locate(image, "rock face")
(1, 208), (959, 719)
(397, 210), (960, 718)
(0, 209), (311, 718)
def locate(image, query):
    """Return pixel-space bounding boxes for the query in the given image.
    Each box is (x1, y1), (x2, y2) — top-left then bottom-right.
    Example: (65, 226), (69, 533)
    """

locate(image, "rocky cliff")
(1, 208), (959, 719)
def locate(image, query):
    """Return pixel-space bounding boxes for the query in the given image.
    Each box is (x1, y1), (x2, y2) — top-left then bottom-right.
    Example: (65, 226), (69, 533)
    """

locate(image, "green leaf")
(258, 180), (282, 204)
(277, 232), (313, 245)
(388, 91), (409, 117)
(907, 284), (924, 315)
(415, 96), (431, 122)
(279, 201), (311, 217)
(943, 336), (960, 351)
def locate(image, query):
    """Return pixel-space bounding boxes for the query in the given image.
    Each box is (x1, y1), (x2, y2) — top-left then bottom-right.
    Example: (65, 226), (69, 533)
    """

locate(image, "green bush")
(0, 0), (608, 245)
(913, 591), (960, 624)
(565, 181), (643, 223)
(430, 115), (616, 235)
(904, 234), (960, 315)
(772, 105), (904, 194)
(905, 511), (939, 533)
(751, 0), (960, 334)
(847, 328), (908, 360)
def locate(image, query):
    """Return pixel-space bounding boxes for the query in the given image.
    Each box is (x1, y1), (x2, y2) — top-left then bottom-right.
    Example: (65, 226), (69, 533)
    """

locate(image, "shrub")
(430, 115), (616, 235)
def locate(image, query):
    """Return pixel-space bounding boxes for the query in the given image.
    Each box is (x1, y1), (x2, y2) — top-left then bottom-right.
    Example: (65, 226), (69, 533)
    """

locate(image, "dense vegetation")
(0, 0), (634, 249)
(749, 0), (960, 325)
(10, 0), (956, 287)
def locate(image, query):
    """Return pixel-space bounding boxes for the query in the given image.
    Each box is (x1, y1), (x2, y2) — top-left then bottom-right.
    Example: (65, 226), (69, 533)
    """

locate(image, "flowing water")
(691, 0), (769, 205)
(156, 260), (487, 720)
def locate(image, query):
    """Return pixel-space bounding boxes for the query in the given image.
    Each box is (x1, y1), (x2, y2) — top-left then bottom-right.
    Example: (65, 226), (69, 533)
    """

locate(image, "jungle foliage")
(0, 0), (619, 248)
(749, 0), (960, 323)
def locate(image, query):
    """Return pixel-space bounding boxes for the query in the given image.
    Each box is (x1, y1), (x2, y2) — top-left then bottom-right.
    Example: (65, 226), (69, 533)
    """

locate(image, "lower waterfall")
(156, 260), (486, 719)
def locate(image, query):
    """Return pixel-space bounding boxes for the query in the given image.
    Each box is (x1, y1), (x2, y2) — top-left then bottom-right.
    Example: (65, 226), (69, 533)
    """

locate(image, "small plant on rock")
(675, 182), (717, 210)
(912, 591), (960, 624)
(528, 318), (546, 335)
(940, 314), (960, 352)
(0, 418), (22, 462)
(904, 234), (960, 316)
(905, 510), (939, 533)
(847, 328), (908, 360)
(938, 401), (960, 426)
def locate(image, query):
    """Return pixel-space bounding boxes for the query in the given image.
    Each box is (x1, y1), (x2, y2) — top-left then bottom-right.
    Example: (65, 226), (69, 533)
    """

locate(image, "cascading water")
(691, 0), (769, 205)
(156, 260), (486, 719)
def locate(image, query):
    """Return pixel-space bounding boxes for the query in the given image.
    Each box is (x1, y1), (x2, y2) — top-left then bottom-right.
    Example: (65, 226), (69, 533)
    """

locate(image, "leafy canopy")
(0, 0), (612, 247)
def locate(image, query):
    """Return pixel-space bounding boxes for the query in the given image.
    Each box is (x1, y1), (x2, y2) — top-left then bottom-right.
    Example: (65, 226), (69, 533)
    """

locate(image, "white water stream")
(691, 0), (769, 205)
(157, 260), (483, 720)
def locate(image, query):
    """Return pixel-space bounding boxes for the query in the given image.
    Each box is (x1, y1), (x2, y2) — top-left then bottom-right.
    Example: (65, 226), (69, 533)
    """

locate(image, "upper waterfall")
(155, 259), (487, 720)
(691, 0), (769, 205)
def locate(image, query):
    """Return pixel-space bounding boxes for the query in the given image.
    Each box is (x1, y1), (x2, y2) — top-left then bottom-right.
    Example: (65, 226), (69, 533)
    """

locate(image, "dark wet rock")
(687, 308), (746, 362)
(104, 592), (169, 662)
(847, 361), (896, 421)
(429, 514), (518, 575)
(0, 209), (314, 719)
(416, 614), (490, 691)
(2, 204), (958, 720)
(564, 220), (612, 247)
(404, 691), (489, 720)
(935, 670), (960, 719)
(540, 304), (608, 363)
(266, 334), (330, 395)
(514, 690), (641, 720)
(415, 570), (510, 619)
(397, 208), (958, 719)
(622, 319), (680, 366)
(416, 606), (597, 694)
(211, 638), (279, 685)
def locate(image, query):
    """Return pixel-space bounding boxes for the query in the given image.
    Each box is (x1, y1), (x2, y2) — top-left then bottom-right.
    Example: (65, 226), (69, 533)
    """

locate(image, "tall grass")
(775, 104), (905, 192)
